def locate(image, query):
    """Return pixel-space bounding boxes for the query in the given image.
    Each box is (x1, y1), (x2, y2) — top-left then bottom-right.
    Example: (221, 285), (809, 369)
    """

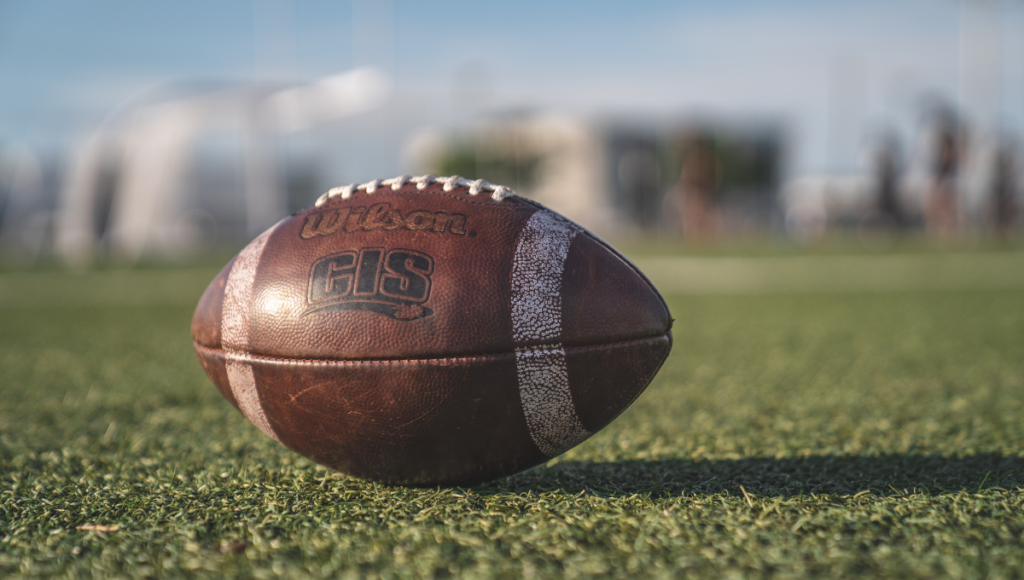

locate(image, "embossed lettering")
(431, 212), (467, 235)
(309, 251), (358, 302)
(382, 209), (404, 230)
(344, 207), (367, 233)
(380, 250), (433, 301)
(404, 211), (435, 231)
(360, 203), (392, 231)
(300, 208), (350, 239)
(306, 246), (435, 320)
(354, 248), (384, 296)
(298, 206), (467, 239)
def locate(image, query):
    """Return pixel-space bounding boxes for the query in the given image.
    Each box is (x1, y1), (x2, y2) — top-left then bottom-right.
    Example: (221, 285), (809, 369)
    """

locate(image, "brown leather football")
(192, 175), (672, 486)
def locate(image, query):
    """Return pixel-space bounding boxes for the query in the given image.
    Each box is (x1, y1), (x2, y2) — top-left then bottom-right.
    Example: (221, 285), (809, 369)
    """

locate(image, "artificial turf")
(2, 253), (1024, 578)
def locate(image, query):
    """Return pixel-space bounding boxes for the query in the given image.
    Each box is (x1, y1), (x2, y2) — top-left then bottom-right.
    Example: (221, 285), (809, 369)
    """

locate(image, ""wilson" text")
(301, 203), (467, 239)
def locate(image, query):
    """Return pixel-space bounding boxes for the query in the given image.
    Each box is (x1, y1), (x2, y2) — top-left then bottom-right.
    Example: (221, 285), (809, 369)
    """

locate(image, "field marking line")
(634, 252), (1024, 294)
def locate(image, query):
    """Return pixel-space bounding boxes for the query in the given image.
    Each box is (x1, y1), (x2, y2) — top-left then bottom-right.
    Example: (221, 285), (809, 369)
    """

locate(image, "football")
(191, 175), (673, 486)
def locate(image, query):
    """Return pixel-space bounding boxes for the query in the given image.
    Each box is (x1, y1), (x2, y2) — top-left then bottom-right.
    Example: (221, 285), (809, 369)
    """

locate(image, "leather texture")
(191, 181), (673, 485)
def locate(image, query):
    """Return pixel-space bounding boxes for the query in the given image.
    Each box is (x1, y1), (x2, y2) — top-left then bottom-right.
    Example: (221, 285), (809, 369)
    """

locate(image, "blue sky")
(1, 0), (1021, 174)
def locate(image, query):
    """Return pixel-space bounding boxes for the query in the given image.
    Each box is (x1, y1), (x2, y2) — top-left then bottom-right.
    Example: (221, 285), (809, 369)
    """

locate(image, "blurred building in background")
(408, 114), (784, 237)
(0, 103), (787, 263)
(1, 69), (394, 264)
(2, 93), (1018, 264)
(51, 68), (390, 264)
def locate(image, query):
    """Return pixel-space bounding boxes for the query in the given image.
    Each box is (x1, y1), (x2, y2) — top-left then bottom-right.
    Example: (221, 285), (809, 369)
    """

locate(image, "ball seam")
(192, 333), (670, 366)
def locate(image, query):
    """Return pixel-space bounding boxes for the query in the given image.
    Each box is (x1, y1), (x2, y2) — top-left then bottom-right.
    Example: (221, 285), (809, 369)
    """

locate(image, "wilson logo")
(306, 248), (434, 320)
(300, 203), (470, 239)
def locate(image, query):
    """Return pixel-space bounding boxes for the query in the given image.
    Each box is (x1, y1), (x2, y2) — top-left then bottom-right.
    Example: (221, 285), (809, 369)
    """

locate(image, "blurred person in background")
(668, 132), (720, 242)
(874, 135), (906, 230)
(856, 134), (906, 244)
(926, 125), (960, 239)
(991, 144), (1017, 240)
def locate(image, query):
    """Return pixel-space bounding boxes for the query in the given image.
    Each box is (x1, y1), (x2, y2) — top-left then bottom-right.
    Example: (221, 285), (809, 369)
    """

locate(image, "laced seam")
(314, 174), (516, 207)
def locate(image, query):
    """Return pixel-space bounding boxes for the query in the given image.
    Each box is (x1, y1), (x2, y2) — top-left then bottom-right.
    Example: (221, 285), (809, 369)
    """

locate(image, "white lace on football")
(314, 174), (516, 207)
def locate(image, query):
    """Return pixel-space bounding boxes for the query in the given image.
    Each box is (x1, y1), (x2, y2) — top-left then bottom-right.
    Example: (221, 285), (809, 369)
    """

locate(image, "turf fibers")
(2, 256), (1024, 578)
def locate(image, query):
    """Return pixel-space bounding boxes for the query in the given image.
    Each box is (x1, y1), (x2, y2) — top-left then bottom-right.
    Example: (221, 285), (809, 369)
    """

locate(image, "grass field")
(2, 248), (1024, 578)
